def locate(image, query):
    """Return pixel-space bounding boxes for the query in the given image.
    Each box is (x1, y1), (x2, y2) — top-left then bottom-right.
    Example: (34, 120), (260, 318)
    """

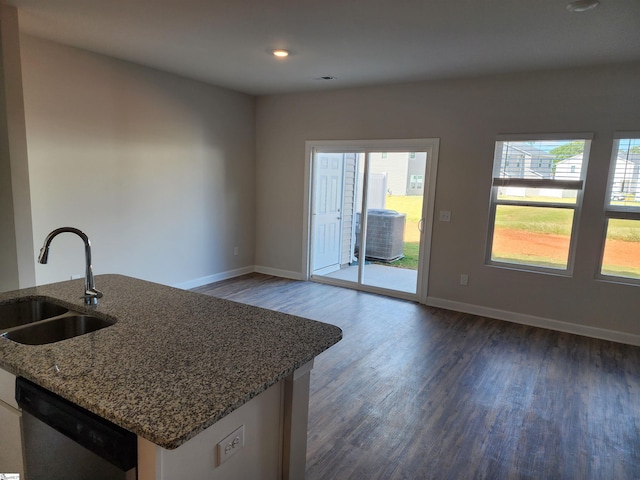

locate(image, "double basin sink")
(0, 298), (114, 345)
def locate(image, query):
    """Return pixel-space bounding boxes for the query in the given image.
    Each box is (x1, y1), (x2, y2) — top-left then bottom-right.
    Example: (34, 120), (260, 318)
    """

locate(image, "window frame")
(597, 132), (640, 285)
(485, 133), (593, 275)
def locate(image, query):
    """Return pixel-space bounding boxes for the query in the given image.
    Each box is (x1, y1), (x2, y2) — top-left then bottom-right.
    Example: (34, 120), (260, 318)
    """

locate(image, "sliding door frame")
(302, 138), (440, 303)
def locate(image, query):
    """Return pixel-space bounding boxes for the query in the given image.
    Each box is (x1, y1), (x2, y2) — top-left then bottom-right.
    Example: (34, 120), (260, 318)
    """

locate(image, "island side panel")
(138, 380), (284, 480)
(282, 361), (314, 480)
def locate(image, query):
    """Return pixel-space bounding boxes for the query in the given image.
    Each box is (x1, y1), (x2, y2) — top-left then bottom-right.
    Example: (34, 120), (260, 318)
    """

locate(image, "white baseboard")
(254, 265), (304, 281)
(173, 266), (256, 290)
(426, 296), (640, 347)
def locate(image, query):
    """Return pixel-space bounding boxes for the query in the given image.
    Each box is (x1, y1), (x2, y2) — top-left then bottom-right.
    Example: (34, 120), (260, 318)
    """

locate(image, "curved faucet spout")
(39, 227), (103, 305)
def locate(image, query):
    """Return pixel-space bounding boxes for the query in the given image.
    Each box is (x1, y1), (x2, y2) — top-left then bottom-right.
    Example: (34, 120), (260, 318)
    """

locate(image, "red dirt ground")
(493, 228), (640, 268)
(404, 222), (640, 269)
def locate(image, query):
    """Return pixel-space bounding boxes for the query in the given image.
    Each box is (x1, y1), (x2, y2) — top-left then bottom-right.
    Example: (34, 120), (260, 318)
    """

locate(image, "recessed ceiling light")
(566, 0), (600, 13)
(272, 49), (290, 58)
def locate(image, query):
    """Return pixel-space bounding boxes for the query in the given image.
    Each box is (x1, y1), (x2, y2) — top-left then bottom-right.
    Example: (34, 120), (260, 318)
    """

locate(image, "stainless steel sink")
(0, 299), (68, 330)
(3, 315), (115, 345)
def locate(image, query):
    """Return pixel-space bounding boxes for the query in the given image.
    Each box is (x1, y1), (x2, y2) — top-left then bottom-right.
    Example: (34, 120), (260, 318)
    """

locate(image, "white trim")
(597, 134), (640, 284)
(312, 273), (418, 302)
(313, 264), (340, 276)
(308, 138), (437, 152)
(426, 296), (640, 347)
(301, 143), (314, 280)
(172, 266), (255, 290)
(486, 136), (592, 276)
(304, 138), (440, 301)
(496, 132), (594, 142)
(418, 139), (439, 304)
(255, 265), (304, 281)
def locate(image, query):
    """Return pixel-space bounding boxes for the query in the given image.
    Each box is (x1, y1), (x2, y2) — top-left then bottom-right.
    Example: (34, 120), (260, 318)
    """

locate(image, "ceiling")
(5, 0), (640, 95)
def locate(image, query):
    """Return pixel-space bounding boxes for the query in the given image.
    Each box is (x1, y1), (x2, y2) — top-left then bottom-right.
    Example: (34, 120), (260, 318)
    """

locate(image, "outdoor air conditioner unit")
(355, 209), (405, 262)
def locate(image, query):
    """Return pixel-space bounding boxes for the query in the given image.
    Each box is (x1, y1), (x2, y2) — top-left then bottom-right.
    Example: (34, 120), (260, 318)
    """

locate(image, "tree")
(630, 145), (640, 154)
(549, 141), (584, 174)
(550, 141), (584, 162)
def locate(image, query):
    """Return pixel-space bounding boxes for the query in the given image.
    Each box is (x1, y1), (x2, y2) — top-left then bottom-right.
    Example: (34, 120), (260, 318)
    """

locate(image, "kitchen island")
(0, 274), (342, 479)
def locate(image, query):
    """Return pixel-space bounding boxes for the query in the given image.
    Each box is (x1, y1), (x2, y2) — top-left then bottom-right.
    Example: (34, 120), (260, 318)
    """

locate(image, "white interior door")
(312, 153), (344, 273)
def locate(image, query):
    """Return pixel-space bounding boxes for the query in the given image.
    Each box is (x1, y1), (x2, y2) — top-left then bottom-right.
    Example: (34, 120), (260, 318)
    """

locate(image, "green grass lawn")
(494, 205), (574, 235)
(375, 196), (422, 269)
(385, 195), (423, 222)
(497, 196), (640, 240)
(607, 218), (640, 242)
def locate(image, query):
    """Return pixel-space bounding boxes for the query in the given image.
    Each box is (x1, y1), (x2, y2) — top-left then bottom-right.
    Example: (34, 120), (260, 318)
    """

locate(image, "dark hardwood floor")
(194, 274), (640, 479)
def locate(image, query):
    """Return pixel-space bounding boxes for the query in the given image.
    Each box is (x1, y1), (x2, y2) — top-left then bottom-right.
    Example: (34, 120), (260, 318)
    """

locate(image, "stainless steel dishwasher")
(15, 378), (137, 480)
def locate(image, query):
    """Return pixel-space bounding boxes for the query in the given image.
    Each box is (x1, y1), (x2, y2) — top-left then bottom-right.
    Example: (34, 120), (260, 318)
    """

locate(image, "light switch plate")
(216, 425), (245, 466)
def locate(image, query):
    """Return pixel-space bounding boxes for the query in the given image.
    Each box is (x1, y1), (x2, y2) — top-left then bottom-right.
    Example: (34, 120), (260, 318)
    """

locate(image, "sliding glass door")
(307, 140), (438, 300)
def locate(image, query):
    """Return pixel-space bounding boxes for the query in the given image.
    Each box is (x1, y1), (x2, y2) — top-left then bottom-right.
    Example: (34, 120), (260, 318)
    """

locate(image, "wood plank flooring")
(194, 274), (640, 479)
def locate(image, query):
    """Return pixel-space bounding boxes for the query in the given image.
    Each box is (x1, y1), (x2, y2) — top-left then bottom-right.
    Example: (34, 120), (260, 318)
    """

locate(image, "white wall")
(255, 64), (640, 338)
(19, 35), (256, 287)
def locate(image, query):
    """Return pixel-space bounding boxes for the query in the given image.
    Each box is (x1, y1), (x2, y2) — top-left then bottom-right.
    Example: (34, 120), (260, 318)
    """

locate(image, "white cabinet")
(138, 361), (313, 480)
(140, 381), (281, 480)
(0, 368), (25, 477)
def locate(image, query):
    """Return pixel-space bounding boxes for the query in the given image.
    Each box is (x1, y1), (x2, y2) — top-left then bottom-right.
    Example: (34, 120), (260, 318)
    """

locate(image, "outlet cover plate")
(216, 425), (245, 466)
(439, 210), (451, 222)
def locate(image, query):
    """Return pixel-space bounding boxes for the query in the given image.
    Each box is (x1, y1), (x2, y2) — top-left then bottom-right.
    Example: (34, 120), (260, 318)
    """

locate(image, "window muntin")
(599, 136), (640, 282)
(487, 136), (591, 273)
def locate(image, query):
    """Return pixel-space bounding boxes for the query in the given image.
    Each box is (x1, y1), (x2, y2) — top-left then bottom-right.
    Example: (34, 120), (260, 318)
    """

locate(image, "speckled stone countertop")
(0, 274), (342, 449)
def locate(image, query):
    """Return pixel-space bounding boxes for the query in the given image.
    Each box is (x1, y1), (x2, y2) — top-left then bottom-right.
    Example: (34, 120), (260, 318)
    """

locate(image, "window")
(486, 135), (592, 273)
(410, 174), (424, 189)
(599, 135), (640, 282)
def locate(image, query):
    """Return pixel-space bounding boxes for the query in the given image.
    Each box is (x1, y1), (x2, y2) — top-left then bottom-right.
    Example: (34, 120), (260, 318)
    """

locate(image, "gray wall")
(0, 6), (35, 292)
(255, 64), (640, 337)
(0, 14), (19, 292)
(19, 35), (256, 287)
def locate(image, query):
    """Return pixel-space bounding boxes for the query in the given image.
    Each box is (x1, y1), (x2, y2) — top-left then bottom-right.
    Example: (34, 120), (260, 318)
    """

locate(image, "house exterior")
(501, 143), (553, 179)
(554, 153), (584, 180)
(369, 152), (428, 196)
(556, 153), (640, 201)
(610, 153), (640, 201)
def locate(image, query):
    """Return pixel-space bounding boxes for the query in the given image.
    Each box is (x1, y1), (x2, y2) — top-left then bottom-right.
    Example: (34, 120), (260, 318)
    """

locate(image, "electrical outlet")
(460, 274), (469, 286)
(216, 425), (244, 466)
(439, 210), (451, 222)
(233, 246), (239, 256)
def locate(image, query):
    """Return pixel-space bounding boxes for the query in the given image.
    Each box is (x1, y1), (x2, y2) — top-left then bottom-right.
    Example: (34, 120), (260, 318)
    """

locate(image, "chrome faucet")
(38, 227), (103, 305)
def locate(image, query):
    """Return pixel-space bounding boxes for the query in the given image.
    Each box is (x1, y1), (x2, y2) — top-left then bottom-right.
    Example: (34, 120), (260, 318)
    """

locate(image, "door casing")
(303, 138), (440, 303)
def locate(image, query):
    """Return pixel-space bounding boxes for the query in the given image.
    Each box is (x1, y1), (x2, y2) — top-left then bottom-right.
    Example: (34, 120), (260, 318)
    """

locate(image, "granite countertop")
(0, 274), (342, 449)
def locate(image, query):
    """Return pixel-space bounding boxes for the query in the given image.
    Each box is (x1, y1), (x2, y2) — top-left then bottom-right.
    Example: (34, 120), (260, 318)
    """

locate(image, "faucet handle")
(83, 288), (103, 305)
